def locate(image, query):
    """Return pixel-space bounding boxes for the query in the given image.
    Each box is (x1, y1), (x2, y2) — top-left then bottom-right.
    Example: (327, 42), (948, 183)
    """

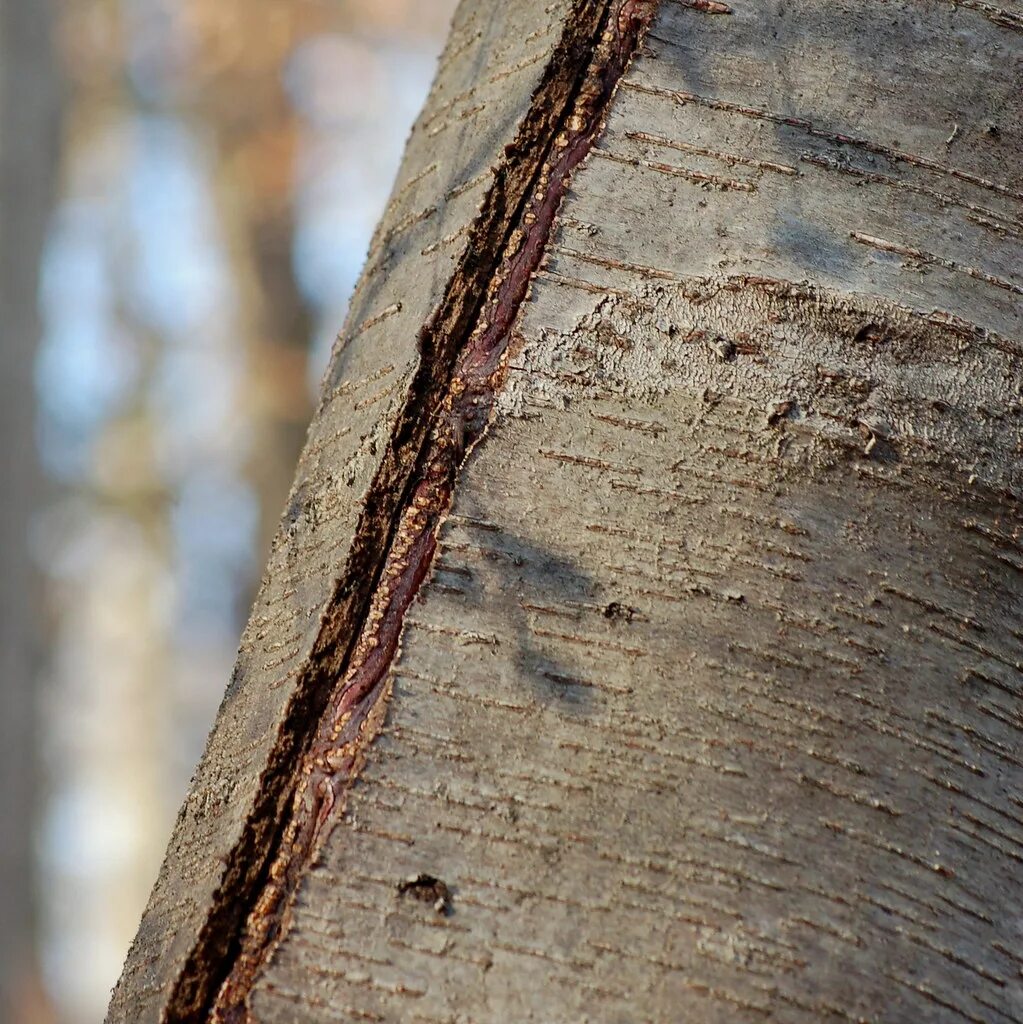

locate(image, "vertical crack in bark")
(165, 3), (657, 1021)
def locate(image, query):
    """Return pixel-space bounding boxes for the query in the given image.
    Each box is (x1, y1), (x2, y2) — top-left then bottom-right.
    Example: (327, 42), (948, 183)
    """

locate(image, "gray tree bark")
(109, 0), (1023, 1021)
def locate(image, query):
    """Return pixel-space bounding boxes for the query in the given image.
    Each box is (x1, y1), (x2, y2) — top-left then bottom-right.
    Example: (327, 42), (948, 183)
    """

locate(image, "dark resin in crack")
(209, 3), (658, 1019)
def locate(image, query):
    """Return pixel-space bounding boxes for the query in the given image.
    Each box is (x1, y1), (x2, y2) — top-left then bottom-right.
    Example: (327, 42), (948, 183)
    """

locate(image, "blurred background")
(0, 0), (457, 1020)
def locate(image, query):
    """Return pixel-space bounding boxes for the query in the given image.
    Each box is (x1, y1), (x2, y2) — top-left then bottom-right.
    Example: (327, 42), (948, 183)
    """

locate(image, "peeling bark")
(110, 1), (1023, 1022)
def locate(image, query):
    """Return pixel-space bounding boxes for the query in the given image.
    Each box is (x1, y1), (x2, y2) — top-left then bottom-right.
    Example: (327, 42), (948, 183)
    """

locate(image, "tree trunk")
(108, 1), (1023, 1021)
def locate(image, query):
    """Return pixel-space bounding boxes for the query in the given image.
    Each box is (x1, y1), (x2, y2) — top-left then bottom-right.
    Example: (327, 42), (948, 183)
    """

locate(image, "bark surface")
(110, 1), (1023, 1022)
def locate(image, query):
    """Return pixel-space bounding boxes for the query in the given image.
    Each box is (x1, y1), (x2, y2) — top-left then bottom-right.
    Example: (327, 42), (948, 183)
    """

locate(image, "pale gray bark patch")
(250, 1), (1022, 1022)
(501, 279), (1023, 494)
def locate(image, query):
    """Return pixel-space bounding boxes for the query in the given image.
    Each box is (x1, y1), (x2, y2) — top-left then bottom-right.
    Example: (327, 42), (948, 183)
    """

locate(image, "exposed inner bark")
(165, 4), (659, 1021)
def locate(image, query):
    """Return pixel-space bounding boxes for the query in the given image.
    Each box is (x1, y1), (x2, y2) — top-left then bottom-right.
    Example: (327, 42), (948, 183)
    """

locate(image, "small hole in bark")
(604, 601), (637, 622)
(707, 335), (736, 361)
(857, 421), (898, 463)
(853, 322), (883, 345)
(397, 873), (452, 915)
(767, 399), (795, 425)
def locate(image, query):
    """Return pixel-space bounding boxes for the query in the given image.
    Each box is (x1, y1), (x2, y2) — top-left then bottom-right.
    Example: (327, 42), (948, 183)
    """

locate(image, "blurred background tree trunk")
(0, 0), (61, 1020)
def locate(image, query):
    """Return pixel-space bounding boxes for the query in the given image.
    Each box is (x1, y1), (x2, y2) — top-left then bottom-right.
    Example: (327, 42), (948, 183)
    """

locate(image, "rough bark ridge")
(111, 0), (1023, 1022)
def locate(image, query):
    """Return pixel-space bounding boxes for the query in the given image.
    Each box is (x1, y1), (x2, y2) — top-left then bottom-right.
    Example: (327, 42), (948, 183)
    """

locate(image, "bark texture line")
(106, 2), (653, 1021)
